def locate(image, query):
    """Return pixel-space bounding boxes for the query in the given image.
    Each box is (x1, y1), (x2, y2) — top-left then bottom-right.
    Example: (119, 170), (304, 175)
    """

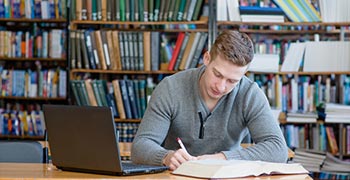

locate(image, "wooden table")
(0, 163), (312, 179)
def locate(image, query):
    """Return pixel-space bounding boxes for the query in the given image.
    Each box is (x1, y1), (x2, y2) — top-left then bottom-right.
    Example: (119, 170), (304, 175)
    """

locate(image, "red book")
(168, 32), (185, 71)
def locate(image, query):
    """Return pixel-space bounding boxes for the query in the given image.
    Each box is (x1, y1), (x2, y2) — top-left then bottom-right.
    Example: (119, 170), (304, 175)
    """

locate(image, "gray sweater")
(131, 66), (288, 166)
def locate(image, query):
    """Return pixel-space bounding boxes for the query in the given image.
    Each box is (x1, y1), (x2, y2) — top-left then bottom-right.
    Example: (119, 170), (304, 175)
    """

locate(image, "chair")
(0, 141), (44, 163)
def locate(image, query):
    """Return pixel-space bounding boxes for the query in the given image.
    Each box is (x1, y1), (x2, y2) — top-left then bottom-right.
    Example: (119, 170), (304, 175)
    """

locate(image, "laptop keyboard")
(121, 161), (165, 171)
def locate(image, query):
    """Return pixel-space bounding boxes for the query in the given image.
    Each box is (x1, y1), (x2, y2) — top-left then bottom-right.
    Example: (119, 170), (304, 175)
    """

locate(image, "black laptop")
(43, 104), (168, 176)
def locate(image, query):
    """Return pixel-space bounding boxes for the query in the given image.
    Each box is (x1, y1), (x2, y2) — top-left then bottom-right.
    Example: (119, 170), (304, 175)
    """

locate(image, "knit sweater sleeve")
(131, 77), (174, 166)
(222, 82), (289, 163)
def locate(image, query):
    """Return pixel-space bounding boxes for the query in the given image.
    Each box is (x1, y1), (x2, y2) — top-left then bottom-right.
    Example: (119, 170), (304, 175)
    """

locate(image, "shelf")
(218, 21), (350, 26)
(240, 29), (334, 34)
(0, 135), (44, 140)
(0, 18), (67, 23)
(0, 96), (66, 101)
(70, 69), (177, 75)
(71, 20), (208, 25)
(248, 71), (350, 75)
(0, 57), (66, 61)
(115, 119), (141, 123)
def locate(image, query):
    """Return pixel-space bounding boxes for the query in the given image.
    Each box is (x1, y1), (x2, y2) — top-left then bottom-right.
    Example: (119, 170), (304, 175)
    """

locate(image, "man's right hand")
(162, 149), (197, 170)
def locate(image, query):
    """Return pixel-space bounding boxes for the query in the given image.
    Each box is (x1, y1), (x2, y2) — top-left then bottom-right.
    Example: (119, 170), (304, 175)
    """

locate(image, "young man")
(131, 30), (288, 170)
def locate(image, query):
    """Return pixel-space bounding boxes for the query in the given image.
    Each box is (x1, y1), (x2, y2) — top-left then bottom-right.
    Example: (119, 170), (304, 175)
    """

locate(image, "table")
(0, 163), (312, 179)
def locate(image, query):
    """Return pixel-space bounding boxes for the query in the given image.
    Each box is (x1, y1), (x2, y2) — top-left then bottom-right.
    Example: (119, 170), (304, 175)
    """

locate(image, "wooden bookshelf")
(248, 71), (350, 75)
(0, 135), (44, 140)
(70, 69), (177, 74)
(0, 96), (67, 101)
(70, 20), (208, 26)
(0, 57), (66, 62)
(0, 18), (67, 23)
(115, 119), (141, 123)
(218, 21), (350, 27)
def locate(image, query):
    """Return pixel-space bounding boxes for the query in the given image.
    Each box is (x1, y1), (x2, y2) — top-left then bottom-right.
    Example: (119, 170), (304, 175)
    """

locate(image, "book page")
(172, 159), (308, 179)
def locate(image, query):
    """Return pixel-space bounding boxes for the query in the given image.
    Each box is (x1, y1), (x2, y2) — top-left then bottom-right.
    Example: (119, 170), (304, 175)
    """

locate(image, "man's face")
(200, 52), (248, 101)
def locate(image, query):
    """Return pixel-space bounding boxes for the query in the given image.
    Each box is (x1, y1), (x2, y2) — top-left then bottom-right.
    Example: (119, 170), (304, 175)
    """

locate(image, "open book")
(172, 159), (308, 179)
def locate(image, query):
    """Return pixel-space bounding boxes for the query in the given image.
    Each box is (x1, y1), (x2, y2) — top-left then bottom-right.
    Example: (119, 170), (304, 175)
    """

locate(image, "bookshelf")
(68, 0), (209, 156)
(0, 2), (68, 140)
(215, 0), (350, 176)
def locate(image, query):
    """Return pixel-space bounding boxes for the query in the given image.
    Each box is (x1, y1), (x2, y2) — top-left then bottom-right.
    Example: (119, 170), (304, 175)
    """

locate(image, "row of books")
(325, 103), (350, 123)
(167, 32), (208, 71)
(0, 109), (45, 137)
(282, 123), (327, 153)
(217, 0), (321, 22)
(116, 123), (138, 160)
(0, 68), (67, 98)
(293, 148), (350, 176)
(70, 30), (208, 71)
(0, 29), (66, 59)
(72, 0), (204, 22)
(0, 0), (67, 19)
(115, 122), (139, 143)
(273, 0), (321, 22)
(70, 30), (157, 71)
(281, 41), (350, 72)
(247, 74), (350, 113)
(70, 77), (155, 119)
(319, 0), (350, 22)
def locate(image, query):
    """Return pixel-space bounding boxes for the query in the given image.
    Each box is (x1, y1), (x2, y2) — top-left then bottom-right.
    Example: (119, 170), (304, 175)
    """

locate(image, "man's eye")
(229, 80), (236, 84)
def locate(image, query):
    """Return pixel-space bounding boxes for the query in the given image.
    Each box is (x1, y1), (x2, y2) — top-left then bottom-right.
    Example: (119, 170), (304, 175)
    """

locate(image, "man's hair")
(209, 30), (254, 66)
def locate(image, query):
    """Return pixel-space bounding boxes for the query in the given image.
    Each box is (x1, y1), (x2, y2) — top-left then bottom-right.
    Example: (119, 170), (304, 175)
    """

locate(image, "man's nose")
(217, 79), (226, 92)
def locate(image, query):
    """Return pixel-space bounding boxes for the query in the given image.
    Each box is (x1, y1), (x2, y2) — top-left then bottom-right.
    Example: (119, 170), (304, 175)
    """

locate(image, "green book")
(177, 0), (186, 21)
(130, 0), (135, 21)
(91, 0), (97, 20)
(79, 80), (91, 106)
(120, 0), (126, 21)
(97, 80), (109, 107)
(172, 0), (181, 21)
(139, 0), (144, 21)
(148, 0), (154, 21)
(153, 0), (160, 21)
(70, 80), (82, 106)
(138, 79), (147, 117)
(91, 80), (103, 106)
(182, 0), (191, 20)
(158, 1), (166, 21)
(192, 0), (203, 21)
(167, 0), (176, 21)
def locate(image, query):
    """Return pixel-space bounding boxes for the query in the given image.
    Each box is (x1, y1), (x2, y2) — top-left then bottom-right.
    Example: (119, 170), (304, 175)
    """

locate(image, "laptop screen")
(43, 105), (124, 173)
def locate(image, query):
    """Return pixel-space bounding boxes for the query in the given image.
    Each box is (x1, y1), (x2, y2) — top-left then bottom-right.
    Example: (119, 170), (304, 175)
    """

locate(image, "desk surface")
(0, 163), (312, 180)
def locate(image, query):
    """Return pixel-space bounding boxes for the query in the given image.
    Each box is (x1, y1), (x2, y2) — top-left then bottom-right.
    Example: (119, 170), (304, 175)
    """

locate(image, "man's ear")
(203, 51), (210, 65)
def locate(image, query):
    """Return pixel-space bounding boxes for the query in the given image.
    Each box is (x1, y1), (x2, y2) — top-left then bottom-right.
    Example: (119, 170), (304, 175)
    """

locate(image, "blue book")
(119, 79), (132, 119)
(239, 6), (284, 15)
(126, 79), (139, 119)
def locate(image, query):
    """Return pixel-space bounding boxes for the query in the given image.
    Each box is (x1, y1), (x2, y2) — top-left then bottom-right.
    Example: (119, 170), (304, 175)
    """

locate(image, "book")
(167, 32), (185, 71)
(112, 79), (126, 119)
(293, 148), (326, 172)
(325, 126), (339, 155)
(321, 152), (350, 173)
(143, 31), (151, 71)
(172, 159), (308, 179)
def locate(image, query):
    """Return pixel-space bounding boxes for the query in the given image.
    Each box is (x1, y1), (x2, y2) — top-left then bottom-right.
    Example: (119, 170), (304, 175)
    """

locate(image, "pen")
(176, 137), (189, 154)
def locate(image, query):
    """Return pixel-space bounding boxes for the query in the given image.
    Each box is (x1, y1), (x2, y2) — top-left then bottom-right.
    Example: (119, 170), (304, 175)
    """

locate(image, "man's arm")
(222, 83), (288, 163)
(131, 78), (180, 166)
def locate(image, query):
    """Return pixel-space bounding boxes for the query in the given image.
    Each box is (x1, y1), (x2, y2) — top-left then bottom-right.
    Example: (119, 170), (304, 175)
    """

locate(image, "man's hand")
(162, 149), (197, 170)
(197, 152), (227, 160)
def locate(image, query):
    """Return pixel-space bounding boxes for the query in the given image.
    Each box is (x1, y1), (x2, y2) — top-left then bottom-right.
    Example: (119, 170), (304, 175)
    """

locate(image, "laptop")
(43, 104), (168, 176)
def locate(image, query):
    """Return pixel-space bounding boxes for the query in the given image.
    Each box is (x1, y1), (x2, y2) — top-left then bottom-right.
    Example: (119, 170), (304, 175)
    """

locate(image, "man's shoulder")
(165, 68), (199, 83)
(239, 76), (257, 89)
